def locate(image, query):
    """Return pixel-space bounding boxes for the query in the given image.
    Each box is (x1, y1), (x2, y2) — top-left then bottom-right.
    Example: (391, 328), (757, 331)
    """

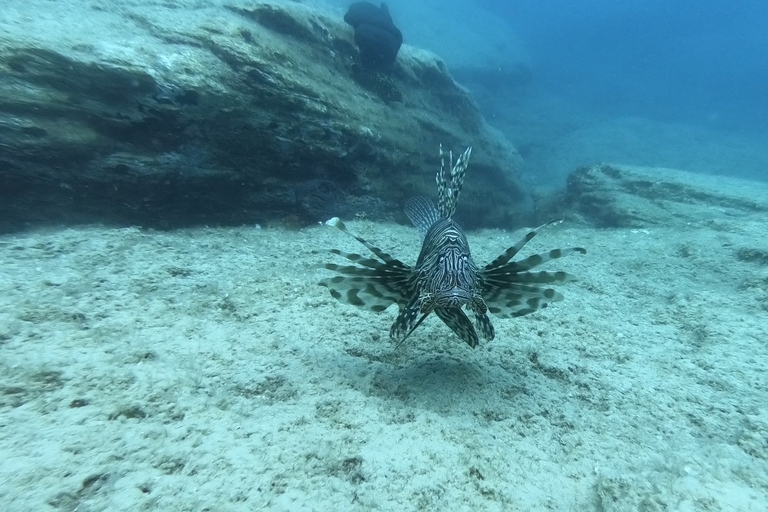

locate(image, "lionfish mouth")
(440, 289), (471, 306)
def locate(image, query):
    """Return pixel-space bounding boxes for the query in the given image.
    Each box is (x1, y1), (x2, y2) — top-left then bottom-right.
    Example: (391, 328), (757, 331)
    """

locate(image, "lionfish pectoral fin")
(480, 239), (585, 320)
(484, 220), (588, 270)
(484, 220), (560, 269)
(434, 307), (479, 348)
(324, 217), (401, 264)
(393, 311), (431, 348)
(313, 248), (388, 270)
(318, 217), (417, 313)
(492, 247), (587, 274)
(318, 276), (402, 312)
(481, 270), (580, 294)
(390, 296), (429, 344)
(483, 286), (564, 319)
(474, 311), (495, 341)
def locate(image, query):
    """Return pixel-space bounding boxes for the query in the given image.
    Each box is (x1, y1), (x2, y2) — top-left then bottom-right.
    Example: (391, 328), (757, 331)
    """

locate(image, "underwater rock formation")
(559, 163), (768, 228)
(344, 2), (403, 69)
(0, 0), (526, 232)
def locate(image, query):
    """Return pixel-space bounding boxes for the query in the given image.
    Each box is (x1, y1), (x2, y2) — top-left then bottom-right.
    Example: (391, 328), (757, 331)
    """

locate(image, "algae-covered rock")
(558, 163), (768, 228)
(0, 0), (527, 231)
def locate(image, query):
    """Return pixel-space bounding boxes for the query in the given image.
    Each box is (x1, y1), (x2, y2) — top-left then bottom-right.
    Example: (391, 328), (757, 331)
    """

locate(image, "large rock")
(325, 0), (531, 89)
(559, 163), (768, 228)
(0, 0), (527, 232)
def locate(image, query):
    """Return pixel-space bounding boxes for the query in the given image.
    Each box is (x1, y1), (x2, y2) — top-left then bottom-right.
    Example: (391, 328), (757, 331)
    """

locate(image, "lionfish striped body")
(318, 146), (586, 348)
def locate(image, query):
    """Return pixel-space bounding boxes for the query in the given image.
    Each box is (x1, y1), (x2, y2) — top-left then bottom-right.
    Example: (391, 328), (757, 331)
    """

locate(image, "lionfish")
(318, 146), (586, 348)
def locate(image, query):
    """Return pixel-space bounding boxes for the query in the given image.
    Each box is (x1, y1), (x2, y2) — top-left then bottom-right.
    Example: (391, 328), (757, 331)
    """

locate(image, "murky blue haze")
(484, 0), (768, 133)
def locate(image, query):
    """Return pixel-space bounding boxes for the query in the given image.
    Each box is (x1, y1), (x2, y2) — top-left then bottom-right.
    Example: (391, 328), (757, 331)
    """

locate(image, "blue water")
(481, 0), (768, 132)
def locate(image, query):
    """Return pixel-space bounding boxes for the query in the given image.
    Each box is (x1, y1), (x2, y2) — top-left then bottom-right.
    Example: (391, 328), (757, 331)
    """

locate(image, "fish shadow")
(367, 353), (509, 414)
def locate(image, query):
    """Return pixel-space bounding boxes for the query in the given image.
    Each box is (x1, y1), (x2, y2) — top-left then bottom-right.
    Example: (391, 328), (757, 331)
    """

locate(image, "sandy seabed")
(1, 208), (767, 511)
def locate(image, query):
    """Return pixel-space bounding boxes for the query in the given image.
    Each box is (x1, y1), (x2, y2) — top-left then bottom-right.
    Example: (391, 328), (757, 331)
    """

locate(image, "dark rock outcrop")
(344, 2), (403, 69)
(557, 163), (768, 228)
(0, 0), (527, 232)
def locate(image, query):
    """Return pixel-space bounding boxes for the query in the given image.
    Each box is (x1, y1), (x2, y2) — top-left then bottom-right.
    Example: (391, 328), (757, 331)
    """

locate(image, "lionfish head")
(419, 244), (477, 307)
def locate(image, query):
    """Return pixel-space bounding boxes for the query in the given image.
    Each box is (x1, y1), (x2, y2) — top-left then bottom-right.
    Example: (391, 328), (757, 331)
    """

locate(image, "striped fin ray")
(390, 295), (430, 343)
(319, 248), (411, 274)
(318, 274), (410, 312)
(317, 249), (413, 288)
(483, 282), (563, 303)
(486, 247), (587, 275)
(322, 249), (391, 270)
(317, 250), (415, 312)
(478, 225), (586, 319)
(481, 274), (568, 318)
(404, 196), (440, 240)
(474, 311), (495, 341)
(483, 270), (578, 286)
(318, 218), (416, 313)
(319, 261), (409, 281)
(484, 289), (563, 319)
(479, 264), (579, 318)
(325, 217), (401, 265)
(484, 220), (563, 269)
(437, 145), (472, 219)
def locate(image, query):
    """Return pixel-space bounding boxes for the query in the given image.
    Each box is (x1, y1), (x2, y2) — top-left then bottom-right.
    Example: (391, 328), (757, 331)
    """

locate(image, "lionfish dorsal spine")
(437, 145), (472, 219)
(404, 196), (440, 240)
